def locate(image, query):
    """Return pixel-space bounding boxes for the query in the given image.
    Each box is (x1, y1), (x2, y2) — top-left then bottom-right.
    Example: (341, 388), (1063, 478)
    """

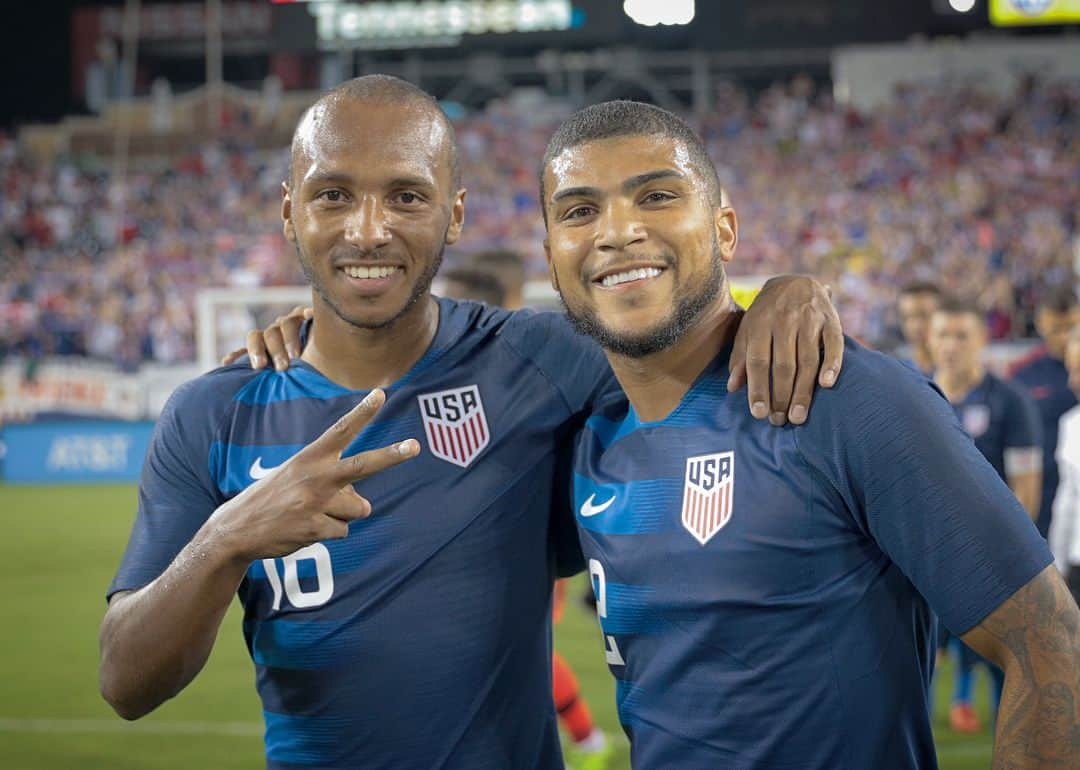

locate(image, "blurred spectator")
(1010, 286), (1080, 538)
(1, 76), (1077, 366)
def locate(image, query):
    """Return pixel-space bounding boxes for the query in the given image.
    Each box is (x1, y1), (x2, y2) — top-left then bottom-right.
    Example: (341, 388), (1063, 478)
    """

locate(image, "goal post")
(195, 286), (312, 373)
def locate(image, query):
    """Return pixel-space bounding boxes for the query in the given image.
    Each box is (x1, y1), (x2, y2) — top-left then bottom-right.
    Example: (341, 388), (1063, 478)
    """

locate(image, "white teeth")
(600, 267), (662, 287)
(343, 265), (399, 279)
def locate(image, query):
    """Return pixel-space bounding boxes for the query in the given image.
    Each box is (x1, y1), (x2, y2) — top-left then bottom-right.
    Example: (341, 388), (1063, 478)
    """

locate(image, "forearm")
(962, 567), (1080, 768)
(1007, 472), (1041, 522)
(99, 524), (249, 719)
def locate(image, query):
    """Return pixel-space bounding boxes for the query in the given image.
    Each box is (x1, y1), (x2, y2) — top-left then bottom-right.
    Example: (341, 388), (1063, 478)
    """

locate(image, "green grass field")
(0, 484), (995, 769)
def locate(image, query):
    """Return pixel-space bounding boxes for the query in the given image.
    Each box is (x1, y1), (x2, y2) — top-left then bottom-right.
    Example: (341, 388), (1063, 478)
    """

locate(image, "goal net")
(195, 286), (312, 373)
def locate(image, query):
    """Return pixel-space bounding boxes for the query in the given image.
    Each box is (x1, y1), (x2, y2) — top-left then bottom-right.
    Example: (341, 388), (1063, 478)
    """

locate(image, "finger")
(333, 438), (420, 485)
(819, 315), (844, 388)
(727, 321), (747, 393)
(788, 319), (824, 425)
(323, 486), (372, 523)
(263, 325), (290, 371)
(282, 307), (309, 360)
(221, 347), (247, 366)
(307, 389), (387, 456)
(312, 515), (351, 542)
(743, 328), (772, 420)
(769, 313), (798, 427)
(243, 330), (271, 369)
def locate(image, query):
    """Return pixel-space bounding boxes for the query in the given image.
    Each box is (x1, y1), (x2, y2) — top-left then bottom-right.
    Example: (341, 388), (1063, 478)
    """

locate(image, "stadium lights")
(948, 0), (977, 12)
(623, 0), (695, 26)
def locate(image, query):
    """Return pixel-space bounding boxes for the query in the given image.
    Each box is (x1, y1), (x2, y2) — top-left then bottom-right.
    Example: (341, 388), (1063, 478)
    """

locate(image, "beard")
(294, 237), (445, 331)
(556, 237), (726, 359)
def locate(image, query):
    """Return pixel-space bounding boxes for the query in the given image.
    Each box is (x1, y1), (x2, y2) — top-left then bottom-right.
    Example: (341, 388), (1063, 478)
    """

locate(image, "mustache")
(329, 247), (397, 265)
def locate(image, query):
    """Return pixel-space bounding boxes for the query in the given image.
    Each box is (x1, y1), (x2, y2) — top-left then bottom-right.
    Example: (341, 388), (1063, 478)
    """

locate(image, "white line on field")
(0, 718), (262, 737)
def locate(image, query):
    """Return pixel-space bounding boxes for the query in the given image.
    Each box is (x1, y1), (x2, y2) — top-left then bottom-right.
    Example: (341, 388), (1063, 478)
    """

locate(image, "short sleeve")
(1002, 381), (1043, 450)
(795, 339), (1053, 635)
(107, 377), (227, 600)
(500, 310), (620, 418)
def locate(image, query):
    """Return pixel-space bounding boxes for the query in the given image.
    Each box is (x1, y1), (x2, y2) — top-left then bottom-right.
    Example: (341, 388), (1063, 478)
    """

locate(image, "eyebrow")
(550, 168), (686, 204)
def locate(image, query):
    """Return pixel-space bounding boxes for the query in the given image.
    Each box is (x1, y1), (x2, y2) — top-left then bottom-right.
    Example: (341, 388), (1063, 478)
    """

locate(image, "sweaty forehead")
(546, 134), (696, 194)
(292, 98), (451, 186)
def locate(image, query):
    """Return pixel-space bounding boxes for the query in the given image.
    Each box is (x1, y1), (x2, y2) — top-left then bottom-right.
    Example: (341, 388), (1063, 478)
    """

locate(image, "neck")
(607, 293), (742, 423)
(937, 364), (985, 403)
(912, 346), (934, 374)
(302, 294), (440, 390)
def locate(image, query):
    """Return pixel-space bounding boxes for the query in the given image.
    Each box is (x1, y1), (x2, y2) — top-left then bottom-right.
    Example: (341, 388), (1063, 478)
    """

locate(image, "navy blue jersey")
(574, 338), (1051, 770)
(951, 372), (1042, 481)
(1011, 349), (1077, 536)
(109, 297), (616, 770)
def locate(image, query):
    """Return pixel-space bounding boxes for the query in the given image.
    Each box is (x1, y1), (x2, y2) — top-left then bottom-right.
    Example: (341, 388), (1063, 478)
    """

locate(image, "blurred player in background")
(897, 281), (942, 376)
(438, 253), (613, 769)
(438, 264), (508, 307)
(927, 297), (1043, 733)
(105, 75), (845, 770)
(1050, 326), (1080, 608)
(470, 248), (527, 310)
(541, 99), (1079, 769)
(1010, 286), (1079, 538)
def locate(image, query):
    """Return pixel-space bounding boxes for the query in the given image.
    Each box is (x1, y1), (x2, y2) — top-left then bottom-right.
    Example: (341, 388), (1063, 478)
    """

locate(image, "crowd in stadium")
(0, 74), (1076, 366)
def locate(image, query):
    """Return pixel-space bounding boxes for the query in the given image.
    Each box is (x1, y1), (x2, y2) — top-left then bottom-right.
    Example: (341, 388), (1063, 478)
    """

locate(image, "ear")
(544, 238), (558, 292)
(281, 181), (296, 244)
(714, 205), (738, 263)
(444, 188), (467, 246)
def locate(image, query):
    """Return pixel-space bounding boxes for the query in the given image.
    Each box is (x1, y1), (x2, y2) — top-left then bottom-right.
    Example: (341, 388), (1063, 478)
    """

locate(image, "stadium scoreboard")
(990, 0), (1080, 25)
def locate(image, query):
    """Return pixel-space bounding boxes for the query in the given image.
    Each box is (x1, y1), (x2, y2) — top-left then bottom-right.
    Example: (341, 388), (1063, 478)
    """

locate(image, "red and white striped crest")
(681, 451), (734, 545)
(417, 385), (490, 468)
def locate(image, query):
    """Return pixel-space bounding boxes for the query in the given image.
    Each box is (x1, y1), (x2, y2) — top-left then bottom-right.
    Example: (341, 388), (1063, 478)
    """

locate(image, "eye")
(563, 205), (595, 220)
(395, 191), (421, 205)
(642, 191), (675, 204)
(317, 189), (346, 203)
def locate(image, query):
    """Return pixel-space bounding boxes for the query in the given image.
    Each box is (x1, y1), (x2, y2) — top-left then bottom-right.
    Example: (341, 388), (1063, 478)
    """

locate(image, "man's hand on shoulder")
(727, 275), (843, 426)
(220, 305), (312, 371)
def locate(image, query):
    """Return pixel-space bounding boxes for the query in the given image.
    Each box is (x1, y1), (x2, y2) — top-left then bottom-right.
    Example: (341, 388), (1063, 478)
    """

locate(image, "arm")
(1005, 386), (1046, 522)
(1007, 464), (1043, 522)
(227, 276), (846, 427)
(100, 390), (418, 719)
(727, 274), (844, 426)
(960, 565), (1080, 768)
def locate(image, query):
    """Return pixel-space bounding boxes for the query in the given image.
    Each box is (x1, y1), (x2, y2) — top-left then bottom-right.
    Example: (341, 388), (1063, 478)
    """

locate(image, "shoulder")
(159, 363), (262, 428)
(1008, 347), (1048, 381)
(818, 337), (944, 414)
(988, 373), (1035, 409)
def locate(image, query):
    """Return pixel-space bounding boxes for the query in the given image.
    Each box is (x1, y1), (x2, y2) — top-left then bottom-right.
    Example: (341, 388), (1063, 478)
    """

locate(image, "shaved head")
(290, 74), (461, 190)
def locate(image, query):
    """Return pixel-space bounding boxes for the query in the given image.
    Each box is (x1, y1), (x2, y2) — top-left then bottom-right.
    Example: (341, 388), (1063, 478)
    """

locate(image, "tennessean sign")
(310, 0), (577, 48)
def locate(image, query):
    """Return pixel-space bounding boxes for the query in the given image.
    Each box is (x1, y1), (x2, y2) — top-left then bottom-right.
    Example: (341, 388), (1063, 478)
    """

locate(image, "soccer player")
(438, 264), (508, 307)
(1010, 286), (1080, 538)
(540, 100), (1080, 768)
(469, 248), (528, 310)
(1049, 326), (1080, 607)
(897, 281), (942, 376)
(927, 297), (1043, 732)
(100, 76), (844, 770)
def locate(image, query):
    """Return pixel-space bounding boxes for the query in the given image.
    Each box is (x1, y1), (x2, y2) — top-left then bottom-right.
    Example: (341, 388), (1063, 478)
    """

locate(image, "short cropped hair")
(469, 249), (526, 292)
(899, 281), (942, 299)
(933, 296), (984, 322)
(539, 100), (721, 217)
(441, 266), (507, 307)
(1037, 285), (1078, 315)
(291, 74), (460, 189)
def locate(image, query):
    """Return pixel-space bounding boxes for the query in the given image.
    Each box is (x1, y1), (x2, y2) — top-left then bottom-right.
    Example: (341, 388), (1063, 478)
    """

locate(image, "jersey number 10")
(262, 544), (334, 610)
(589, 559), (625, 666)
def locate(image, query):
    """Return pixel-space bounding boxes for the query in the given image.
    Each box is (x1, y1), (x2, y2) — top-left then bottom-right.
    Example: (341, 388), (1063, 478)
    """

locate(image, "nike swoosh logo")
(249, 457), (279, 480)
(580, 493), (616, 518)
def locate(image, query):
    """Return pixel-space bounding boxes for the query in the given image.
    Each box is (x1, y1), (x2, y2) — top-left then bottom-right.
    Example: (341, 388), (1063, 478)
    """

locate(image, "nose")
(343, 196), (391, 253)
(595, 200), (646, 253)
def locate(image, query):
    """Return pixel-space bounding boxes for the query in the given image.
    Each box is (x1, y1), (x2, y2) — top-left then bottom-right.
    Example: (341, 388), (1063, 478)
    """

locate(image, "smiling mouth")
(595, 266), (665, 288)
(339, 265), (402, 279)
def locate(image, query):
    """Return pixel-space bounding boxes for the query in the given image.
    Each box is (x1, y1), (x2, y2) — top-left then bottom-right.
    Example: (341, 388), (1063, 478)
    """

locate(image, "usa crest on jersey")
(417, 385), (490, 468)
(681, 451), (734, 545)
